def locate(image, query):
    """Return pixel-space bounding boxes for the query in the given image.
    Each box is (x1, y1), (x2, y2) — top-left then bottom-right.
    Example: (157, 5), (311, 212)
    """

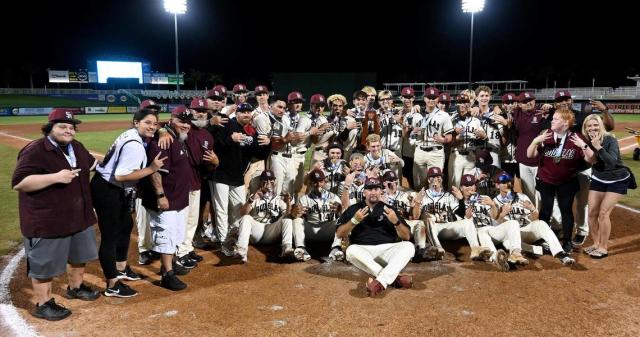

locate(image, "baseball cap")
(254, 85), (269, 95)
(310, 94), (326, 105)
(212, 85), (227, 95)
(237, 103), (254, 112)
(501, 93), (516, 104)
(424, 87), (440, 99)
(287, 91), (305, 103)
(460, 174), (476, 187)
(232, 83), (248, 93)
(475, 148), (493, 170)
(438, 92), (451, 102)
(554, 90), (572, 102)
(456, 93), (471, 104)
(139, 99), (162, 111)
(190, 97), (209, 110)
(171, 105), (195, 122)
(427, 167), (443, 178)
(400, 87), (415, 97)
(494, 172), (513, 184)
(352, 90), (367, 100)
(382, 170), (398, 182)
(309, 169), (326, 183)
(518, 92), (535, 103)
(364, 177), (383, 189)
(327, 142), (344, 154)
(260, 170), (276, 181)
(207, 89), (225, 99)
(48, 108), (82, 125)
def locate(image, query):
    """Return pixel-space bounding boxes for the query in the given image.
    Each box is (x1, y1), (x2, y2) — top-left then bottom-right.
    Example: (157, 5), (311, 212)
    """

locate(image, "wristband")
(351, 217), (360, 225)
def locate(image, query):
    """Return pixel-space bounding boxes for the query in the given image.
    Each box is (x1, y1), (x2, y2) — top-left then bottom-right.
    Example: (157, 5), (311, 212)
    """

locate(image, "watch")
(156, 192), (166, 199)
(582, 144), (588, 150)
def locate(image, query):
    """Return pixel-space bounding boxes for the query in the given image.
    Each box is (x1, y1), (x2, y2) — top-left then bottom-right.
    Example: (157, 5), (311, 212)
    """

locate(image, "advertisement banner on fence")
(0, 108), (12, 116)
(107, 106), (127, 113)
(126, 106), (137, 113)
(48, 70), (69, 83)
(15, 108), (55, 116)
(86, 107), (108, 114)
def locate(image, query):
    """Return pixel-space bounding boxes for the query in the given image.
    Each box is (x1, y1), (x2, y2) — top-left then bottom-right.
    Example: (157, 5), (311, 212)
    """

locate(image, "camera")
(124, 187), (138, 214)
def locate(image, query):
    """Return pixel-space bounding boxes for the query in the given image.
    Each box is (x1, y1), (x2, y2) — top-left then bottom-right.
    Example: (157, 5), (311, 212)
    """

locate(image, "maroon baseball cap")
(310, 94), (326, 105)
(190, 97), (209, 110)
(438, 92), (451, 102)
(460, 174), (476, 187)
(171, 105), (195, 122)
(48, 108), (82, 125)
(382, 170), (398, 182)
(287, 91), (305, 103)
(232, 83), (248, 93)
(254, 85), (269, 95)
(456, 94), (471, 104)
(309, 169), (326, 183)
(400, 87), (415, 97)
(364, 177), (383, 189)
(207, 89), (225, 99)
(518, 92), (535, 103)
(475, 148), (493, 170)
(212, 85), (227, 95)
(501, 93), (517, 104)
(554, 90), (572, 101)
(427, 167), (443, 178)
(260, 169), (276, 181)
(139, 99), (162, 111)
(424, 87), (440, 99)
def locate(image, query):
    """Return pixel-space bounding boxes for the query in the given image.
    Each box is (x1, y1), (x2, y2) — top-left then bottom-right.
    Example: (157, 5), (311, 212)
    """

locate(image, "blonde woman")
(583, 115), (629, 258)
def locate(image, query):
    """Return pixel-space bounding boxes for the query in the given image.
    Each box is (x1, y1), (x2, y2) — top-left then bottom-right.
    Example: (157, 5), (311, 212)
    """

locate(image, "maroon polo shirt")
(12, 138), (97, 238)
(185, 126), (214, 190)
(141, 138), (190, 211)
(513, 108), (548, 166)
(537, 131), (586, 185)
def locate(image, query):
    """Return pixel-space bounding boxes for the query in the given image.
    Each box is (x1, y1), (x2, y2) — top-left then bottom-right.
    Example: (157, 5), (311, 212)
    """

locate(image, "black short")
(589, 178), (628, 195)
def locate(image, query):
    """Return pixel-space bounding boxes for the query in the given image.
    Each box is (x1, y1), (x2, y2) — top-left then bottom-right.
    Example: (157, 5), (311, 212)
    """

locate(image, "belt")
(420, 146), (443, 152)
(315, 146), (324, 151)
(272, 151), (292, 158)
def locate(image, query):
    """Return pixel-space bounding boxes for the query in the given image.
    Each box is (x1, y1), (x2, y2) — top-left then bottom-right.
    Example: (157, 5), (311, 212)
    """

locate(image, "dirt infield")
(1, 206), (638, 337)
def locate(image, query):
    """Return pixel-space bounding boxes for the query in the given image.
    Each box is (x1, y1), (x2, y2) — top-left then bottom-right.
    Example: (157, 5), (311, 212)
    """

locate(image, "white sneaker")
(294, 247), (311, 261)
(328, 247), (345, 261)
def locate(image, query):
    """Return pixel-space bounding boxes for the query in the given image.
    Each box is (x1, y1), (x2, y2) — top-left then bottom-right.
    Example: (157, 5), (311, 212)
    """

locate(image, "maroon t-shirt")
(12, 138), (97, 238)
(141, 138), (190, 211)
(536, 131), (586, 185)
(513, 108), (549, 166)
(185, 126), (214, 191)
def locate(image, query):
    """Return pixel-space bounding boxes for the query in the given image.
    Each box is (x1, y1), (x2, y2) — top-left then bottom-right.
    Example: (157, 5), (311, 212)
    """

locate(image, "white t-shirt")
(96, 128), (146, 188)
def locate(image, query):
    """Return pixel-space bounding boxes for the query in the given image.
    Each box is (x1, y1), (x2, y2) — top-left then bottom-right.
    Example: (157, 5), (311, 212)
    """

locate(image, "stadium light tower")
(164, 0), (187, 92)
(462, 0), (485, 89)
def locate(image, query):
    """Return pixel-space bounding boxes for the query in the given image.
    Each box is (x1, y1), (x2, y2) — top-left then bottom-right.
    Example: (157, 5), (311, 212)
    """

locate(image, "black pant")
(536, 177), (579, 243)
(91, 174), (133, 280)
(402, 156), (415, 190)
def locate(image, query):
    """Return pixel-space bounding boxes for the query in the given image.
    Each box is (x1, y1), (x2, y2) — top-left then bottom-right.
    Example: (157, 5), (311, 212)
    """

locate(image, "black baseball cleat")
(572, 234), (587, 246)
(32, 298), (71, 321)
(117, 265), (142, 281)
(138, 251), (153, 265)
(187, 250), (204, 262)
(562, 241), (574, 254)
(104, 281), (139, 298)
(161, 270), (187, 291)
(176, 255), (198, 269)
(64, 283), (100, 301)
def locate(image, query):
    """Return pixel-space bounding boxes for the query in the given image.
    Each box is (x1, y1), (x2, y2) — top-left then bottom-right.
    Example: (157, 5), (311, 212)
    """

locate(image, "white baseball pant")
(292, 153), (306, 195)
(292, 218), (342, 248)
(413, 148), (445, 189)
(213, 182), (245, 244)
(429, 218), (481, 248)
(135, 198), (152, 254)
(477, 221), (522, 261)
(488, 150), (501, 169)
(270, 154), (296, 196)
(147, 207), (187, 255)
(447, 151), (476, 188)
(236, 215), (293, 254)
(518, 163), (539, 207)
(346, 241), (415, 288)
(176, 190), (201, 258)
(504, 220), (563, 256)
(406, 220), (430, 248)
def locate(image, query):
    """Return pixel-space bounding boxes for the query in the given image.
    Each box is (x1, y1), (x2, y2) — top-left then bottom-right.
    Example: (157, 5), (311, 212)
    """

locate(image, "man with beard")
(410, 87), (453, 189)
(363, 134), (403, 175)
(232, 170), (294, 263)
(311, 142), (348, 195)
(140, 106), (194, 291)
(292, 169), (344, 262)
(336, 177), (415, 297)
(412, 167), (491, 261)
(448, 93), (484, 188)
(209, 103), (271, 256)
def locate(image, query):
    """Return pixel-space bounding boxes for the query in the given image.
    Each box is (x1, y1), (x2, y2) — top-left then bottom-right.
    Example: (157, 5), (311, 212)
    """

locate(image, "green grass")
(0, 112), (172, 125)
(22, 130), (124, 154)
(0, 144), (21, 255)
(621, 153), (640, 209)
(611, 114), (640, 123)
(0, 94), (132, 108)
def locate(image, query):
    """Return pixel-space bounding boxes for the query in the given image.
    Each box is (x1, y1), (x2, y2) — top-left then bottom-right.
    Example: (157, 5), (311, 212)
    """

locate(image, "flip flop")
(583, 246), (598, 255)
(589, 249), (608, 259)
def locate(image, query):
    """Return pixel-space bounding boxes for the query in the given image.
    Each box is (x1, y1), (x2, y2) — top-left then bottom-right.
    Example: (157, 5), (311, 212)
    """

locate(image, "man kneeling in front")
(336, 177), (415, 297)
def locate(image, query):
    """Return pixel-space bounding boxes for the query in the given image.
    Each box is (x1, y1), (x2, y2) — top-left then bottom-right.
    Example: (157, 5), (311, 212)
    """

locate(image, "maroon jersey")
(185, 126), (214, 190)
(513, 108), (547, 166)
(537, 131), (586, 185)
(141, 137), (190, 211)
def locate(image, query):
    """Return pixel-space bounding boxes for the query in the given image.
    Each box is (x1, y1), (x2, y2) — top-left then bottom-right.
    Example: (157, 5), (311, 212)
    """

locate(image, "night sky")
(4, 0), (638, 88)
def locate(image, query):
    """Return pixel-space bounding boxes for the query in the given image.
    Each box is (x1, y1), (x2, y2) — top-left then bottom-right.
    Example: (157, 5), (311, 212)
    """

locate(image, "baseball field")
(2, 113), (640, 336)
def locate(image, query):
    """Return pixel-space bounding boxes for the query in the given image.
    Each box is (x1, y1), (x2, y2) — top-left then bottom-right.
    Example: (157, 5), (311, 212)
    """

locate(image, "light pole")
(164, 0), (187, 92)
(462, 0), (485, 90)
